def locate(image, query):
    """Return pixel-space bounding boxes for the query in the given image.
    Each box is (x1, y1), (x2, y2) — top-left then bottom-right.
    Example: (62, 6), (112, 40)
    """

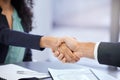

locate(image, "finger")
(66, 58), (77, 63)
(61, 57), (67, 63)
(56, 38), (64, 47)
(74, 52), (80, 62)
(53, 50), (60, 57)
(60, 43), (80, 61)
(58, 44), (73, 61)
(62, 37), (79, 52)
(52, 49), (55, 53)
(58, 45), (77, 63)
(58, 53), (64, 61)
(67, 50), (79, 61)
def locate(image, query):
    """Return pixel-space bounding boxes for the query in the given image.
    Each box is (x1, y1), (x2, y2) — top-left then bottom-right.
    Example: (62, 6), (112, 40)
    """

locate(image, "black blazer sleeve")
(98, 42), (120, 67)
(0, 28), (44, 50)
(0, 9), (44, 51)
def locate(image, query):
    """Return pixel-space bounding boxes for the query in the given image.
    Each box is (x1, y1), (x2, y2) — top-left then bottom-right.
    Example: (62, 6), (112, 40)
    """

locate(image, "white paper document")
(48, 68), (99, 80)
(0, 64), (50, 80)
(48, 68), (118, 80)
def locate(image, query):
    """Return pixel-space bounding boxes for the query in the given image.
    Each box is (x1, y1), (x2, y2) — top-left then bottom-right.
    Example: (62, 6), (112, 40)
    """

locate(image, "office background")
(29, 0), (119, 62)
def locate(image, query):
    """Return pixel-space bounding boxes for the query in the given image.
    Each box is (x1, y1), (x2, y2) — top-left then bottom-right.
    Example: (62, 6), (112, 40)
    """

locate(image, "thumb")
(62, 37), (78, 51)
(56, 38), (64, 47)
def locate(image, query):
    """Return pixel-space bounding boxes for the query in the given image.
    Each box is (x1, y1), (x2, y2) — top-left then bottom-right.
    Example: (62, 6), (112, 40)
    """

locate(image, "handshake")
(40, 36), (96, 63)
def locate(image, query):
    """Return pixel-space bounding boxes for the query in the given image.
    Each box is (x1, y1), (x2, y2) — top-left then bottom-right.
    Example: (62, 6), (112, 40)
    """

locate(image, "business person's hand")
(40, 36), (62, 50)
(52, 37), (80, 63)
(40, 36), (79, 63)
(53, 43), (79, 63)
(58, 37), (96, 63)
(61, 37), (81, 62)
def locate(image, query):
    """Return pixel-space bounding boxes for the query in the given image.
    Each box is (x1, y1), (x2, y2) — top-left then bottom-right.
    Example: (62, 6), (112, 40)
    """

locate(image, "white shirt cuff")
(94, 42), (100, 61)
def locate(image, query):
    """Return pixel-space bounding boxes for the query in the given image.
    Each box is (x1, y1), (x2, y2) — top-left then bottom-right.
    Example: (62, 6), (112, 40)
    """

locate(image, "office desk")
(16, 61), (85, 80)
(16, 60), (120, 80)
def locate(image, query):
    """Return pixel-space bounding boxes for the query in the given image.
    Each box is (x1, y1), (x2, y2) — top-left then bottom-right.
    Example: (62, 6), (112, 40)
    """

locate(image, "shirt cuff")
(94, 42), (100, 61)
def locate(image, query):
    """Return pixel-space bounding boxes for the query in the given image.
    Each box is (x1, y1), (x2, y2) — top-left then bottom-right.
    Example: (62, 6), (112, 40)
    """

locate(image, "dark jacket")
(0, 8), (44, 63)
(98, 42), (120, 67)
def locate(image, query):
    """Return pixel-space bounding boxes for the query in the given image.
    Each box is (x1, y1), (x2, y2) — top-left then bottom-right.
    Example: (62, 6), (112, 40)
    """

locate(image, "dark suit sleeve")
(0, 28), (44, 50)
(0, 11), (44, 51)
(97, 42), (120, 67)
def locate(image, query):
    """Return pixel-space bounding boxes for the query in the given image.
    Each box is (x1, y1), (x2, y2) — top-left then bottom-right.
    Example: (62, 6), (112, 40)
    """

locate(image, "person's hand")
(61, 37), (82, 62)
(51, 36), (80, 63)
(53, 43), (80, 63)
(61, 37), (96, 63)
(40, 36), (79, 63)
(40, 36), (62, 50)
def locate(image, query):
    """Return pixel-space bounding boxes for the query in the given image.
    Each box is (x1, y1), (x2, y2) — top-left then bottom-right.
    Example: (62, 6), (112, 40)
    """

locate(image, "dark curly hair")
(11, 0), (33, 31)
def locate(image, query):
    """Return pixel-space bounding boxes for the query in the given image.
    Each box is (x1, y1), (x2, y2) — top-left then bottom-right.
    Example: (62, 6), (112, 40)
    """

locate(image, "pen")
(89, 69), (100, 80)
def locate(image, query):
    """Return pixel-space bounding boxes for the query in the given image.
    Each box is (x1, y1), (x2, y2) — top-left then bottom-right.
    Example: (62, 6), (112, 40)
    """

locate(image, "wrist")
(78, 42), (95, 59)
(40, 36), (52, 48)
(40, 36), (60, 49)
(40, 36), (47, 48)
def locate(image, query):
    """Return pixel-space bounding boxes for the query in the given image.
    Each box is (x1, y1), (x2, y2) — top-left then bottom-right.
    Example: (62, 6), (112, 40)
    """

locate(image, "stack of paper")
(0, 64), (50, 80)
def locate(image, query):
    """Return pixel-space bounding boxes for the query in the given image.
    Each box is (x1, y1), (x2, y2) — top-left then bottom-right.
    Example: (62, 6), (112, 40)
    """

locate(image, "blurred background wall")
(30, 0), (117, 62)
(30, 0), (53, 61)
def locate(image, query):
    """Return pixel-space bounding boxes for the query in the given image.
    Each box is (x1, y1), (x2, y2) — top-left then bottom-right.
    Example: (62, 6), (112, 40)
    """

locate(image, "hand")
(61, 37), (96, 62)
(62, 37), (80, 52)
(61, 37), (82, 62)
(40, 36), (62, 50)
(40, 36), (79, 63)
(53, 43), (80, 63)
